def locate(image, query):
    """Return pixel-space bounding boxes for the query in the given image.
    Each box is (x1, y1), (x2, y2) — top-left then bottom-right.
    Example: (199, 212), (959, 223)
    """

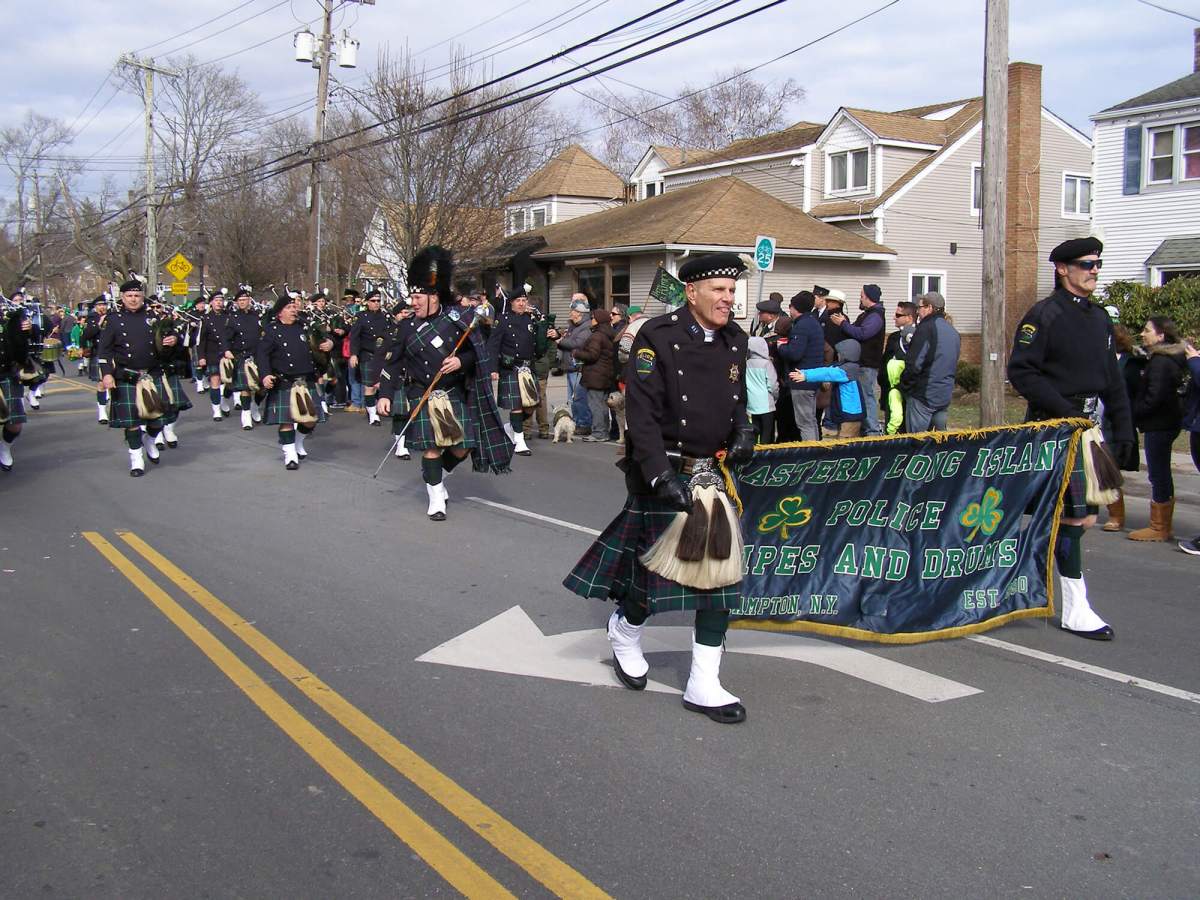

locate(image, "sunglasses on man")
(1070, 259), (1103, 271)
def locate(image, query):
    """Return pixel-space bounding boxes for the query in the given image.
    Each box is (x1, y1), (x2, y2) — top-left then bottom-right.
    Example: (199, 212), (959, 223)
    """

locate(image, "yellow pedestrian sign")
(171, 281), (189, 296)
(165, 252), (193, 281)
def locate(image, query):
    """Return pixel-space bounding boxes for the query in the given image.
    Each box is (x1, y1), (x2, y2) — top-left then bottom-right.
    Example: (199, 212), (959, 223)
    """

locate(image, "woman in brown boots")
(1129, 317), (1188, 542)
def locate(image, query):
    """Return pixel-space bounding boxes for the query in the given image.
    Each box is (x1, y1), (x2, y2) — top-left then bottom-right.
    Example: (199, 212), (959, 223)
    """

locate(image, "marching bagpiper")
(224, 286), (264, 429)
(349, 289), (389, 426)
(97, 279), (179, 476)
(380, 298), (415, 460)
(197, 292), (230, 420)
(255, 294), (331, 470)
(375, 246), (513, 520)
(82, 294), (110, 424)
(563, 252), (756, 724)
(486, 283), (538, 457)
(0, 306), (35, 472)
(153, 306), (192, 449)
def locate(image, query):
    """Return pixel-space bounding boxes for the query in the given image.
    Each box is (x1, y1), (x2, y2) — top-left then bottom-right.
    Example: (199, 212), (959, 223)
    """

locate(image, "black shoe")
(0, 463), (11, 473)
(98, 419), (108, 426)
(1062, 624), (1114, 641)
(130, 467), (145, 477)
(1178, 537), (1200, 556)
(243, 425), (252, 431)
(682, 699), (747, 723)
(285, 460), (299, 471)
(147, 453), (160, 465)
(221, 408), (231, 417)
(516, 448), (532, 456)
(166, 440), (178, 448)
(428, 511), (446, 521)
(370, 419), (382, 427)
(612, 656), (647, 691)
(213, 415), (223, 422)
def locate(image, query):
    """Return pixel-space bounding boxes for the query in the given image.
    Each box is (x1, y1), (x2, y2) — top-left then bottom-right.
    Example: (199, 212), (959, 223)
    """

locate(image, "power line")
(1134, 0), (1200, 22)
(147, 0), (292, 59)
(134, 0), (265, 52)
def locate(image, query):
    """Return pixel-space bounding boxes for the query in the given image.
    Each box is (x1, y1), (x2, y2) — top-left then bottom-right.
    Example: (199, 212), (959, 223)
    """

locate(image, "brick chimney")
(1004, 62), (1042, 345)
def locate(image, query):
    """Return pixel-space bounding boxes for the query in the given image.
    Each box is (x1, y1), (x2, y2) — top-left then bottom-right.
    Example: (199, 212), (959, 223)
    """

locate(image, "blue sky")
(1, 0), (1194, 195)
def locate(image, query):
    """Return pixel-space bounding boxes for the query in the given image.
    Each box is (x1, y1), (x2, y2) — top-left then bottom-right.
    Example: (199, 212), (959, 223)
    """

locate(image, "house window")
(573, 259), (630, 307)
(575, 266), (605, 306)
(644, 182), (659, 199)
(910, 270), (945, 301)
(829, 148), (869, 193)
(508, 209), (526, 235)
(531, 207), (546, 229)
(1161, 268), (1200, 285)
(1148, 128), (1175, 183)
(610, 262), (630, 307)
(1062, 173), (1092, 217)
(1185, 124), (1200, 180)
(971, 164), (983, 215)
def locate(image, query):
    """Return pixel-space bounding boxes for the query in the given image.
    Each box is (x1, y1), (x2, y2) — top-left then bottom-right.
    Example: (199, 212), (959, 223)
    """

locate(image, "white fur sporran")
(289, 381), (318, 426)
(428, 389), (464, 447)
(243, 358), (261, 392)
(517, 365), (539, 408)
(1081, 425), (1122, 506)
(219, 356), (235, 385)
(640, 464), (744, 590)
(135, 375), (166, 420)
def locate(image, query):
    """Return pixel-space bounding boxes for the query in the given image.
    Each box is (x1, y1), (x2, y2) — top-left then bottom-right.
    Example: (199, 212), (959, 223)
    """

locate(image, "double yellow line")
(84, 531), (609, 900)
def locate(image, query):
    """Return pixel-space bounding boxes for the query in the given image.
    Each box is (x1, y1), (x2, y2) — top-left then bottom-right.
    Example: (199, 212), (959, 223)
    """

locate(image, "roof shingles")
(506, 144), (625, 202)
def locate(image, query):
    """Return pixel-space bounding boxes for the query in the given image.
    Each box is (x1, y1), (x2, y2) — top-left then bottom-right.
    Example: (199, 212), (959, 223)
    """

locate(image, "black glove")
(1112, 440), (1135, 470)
(653, 470), (691, 512)
(726, 426), (756, 466)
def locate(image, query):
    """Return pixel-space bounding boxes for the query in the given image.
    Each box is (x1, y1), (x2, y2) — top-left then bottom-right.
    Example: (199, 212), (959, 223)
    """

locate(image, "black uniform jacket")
(378, 307), (476, 402)
(624, 304), (749, 486)
(97, 307), (160, 378)
(197, 310), (228, 362)
(256, 320), (315, 379)
(1008, 287), (1133, 443)
(224, 309), (263, 356)
(350, 309), (389, 357)
(485, 311), (536, 369)
(82, 312), (106, 349)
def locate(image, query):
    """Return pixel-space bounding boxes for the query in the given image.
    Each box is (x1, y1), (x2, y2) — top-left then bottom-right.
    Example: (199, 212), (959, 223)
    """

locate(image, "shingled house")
(1091, 29), (1200, 286)
(486, 62), (1092, 361)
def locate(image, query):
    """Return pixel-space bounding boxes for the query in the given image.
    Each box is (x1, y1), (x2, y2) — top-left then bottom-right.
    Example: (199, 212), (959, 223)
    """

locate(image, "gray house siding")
(881, 146), (932, 193)
(662, 157), (805, 208)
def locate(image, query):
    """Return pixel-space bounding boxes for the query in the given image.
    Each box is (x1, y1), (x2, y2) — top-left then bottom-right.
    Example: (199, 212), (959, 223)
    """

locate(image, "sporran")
(427, 389), (463, 447)
(135, 375), (166, 420)
(289, 381), (318, 426)
(516, 365), (539, 408)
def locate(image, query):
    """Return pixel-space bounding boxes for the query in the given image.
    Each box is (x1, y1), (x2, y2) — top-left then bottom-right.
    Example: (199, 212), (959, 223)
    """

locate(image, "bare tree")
(0, 111), (73, 286)
(586, 69), (806, 175)
(347, 50), (577, 268)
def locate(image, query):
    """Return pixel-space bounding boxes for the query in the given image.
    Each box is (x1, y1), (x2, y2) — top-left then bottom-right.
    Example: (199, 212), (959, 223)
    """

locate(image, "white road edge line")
(466, 497), (602, 536)
(966, 635), (1200, 705)
(469, 496), (1200, 707)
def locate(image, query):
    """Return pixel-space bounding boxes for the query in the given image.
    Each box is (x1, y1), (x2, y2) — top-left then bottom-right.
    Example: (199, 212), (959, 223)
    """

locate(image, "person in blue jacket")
(788, 338), (865, 438)
(777, 291), (826, 440)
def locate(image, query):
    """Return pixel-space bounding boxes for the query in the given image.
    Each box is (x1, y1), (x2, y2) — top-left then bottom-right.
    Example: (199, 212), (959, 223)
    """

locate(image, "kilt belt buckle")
(668, 453), (713, 476)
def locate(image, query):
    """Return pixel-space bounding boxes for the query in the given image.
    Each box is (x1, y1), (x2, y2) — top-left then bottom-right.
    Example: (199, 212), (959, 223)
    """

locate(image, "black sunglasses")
(1070, 259), (1103, 271)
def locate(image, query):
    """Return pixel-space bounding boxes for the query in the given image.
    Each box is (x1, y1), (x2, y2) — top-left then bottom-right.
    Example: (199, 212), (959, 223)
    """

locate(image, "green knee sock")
(125, 429), (141, 450)
(421, 456), (443, 485)
(1055, 524), (1085, 579)
(278, 429), (295, 445)
(694, 609), (730, 647)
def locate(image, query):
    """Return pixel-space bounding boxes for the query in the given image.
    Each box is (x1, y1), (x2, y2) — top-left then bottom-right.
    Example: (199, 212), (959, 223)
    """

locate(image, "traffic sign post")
(171, 281), (189, 296)
(165, 252), (193, 282)
(753, 235), (776, 313)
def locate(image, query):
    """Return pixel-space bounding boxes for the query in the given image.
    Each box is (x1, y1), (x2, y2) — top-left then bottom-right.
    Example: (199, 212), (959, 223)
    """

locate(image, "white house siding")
(546, 267), (575, 321)
(730, 257), (891, 326)
(816, 117), (874, 203)
(1037, 113), (1093, 296)
(874, 127), (986, 333)
(880, 147), (931, 193)
(555, 196), (623, 222)
(1092, 103), (1200, 287)
(661, 157), (805, 208)
(630, 254), (663, 302)
(631, 154), (670, 199)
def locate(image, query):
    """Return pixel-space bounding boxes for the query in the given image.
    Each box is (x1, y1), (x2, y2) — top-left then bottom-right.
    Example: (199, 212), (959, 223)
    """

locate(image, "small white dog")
(606, 390), (626, 443)
(552, 405), (576, 443)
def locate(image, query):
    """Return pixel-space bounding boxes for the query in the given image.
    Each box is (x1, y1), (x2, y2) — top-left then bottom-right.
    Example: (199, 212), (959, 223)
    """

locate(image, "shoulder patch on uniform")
(448, 308), (461, 322)
(1017, 323), (1037, 346)
(635, 347), (656, 379)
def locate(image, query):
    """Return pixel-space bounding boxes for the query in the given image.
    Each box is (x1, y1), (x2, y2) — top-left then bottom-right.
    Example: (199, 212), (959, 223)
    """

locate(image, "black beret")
(508, 282), (529, 301)
(1049, 236), (1103, 263)
(678, 252), (747, 283)
(755, 296), (782, 315)
(365, 289), (382, 302)
(343, 288), (360, 298)
(271, 296), (294, 317)
(119, 279), (143, 293)
(234, 285), (253, 299)
(790, 290), (815, 313)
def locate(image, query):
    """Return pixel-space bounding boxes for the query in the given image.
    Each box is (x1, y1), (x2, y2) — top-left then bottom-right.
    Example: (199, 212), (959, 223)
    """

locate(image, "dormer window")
(508, 209), (526, 235)
(829, 148), (870, 193)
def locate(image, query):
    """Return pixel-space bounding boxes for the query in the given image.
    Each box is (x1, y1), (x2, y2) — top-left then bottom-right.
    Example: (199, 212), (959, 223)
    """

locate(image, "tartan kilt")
(496, 367), (537, 411)
(107, 374), (174, 429)
(563, 482), (743, 614)
(262, 377), (327, 426)
(403, 384), (476, 451)
(1062, 442), (1096, 519)
(0, 374), (27, 425)
(230, 354), (257, 393)
(358, 350), (384, 386)
(166, 374), (193, 412)
(204, 362), (222, 378)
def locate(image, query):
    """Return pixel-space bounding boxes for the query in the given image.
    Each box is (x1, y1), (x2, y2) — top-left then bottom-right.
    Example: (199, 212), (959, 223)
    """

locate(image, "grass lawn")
(945, 392), (1027, 430)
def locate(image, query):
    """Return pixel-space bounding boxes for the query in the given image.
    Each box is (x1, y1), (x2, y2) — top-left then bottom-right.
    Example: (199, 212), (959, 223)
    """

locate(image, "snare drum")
(40, 338), (63, 363)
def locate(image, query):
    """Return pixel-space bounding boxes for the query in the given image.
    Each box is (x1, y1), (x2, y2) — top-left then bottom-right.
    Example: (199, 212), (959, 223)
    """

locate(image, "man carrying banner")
(1008, 236), (1133, 641)
(564, 252), (756, 724)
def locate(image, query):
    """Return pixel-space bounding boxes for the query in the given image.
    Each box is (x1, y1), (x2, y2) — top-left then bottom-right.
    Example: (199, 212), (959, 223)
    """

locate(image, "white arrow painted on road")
(417, 606), (982, 703)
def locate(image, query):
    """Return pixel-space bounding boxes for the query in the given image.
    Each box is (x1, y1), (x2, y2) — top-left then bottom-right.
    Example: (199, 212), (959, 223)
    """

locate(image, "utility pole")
(308, 0), (334, 291)
(32, 169), (47, 303)
(979, 0), (1008, 426)
(119, 53), (180, 295)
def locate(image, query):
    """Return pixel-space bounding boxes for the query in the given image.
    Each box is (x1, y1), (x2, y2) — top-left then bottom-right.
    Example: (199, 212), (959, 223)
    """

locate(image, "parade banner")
(727, 420), (1086, 643)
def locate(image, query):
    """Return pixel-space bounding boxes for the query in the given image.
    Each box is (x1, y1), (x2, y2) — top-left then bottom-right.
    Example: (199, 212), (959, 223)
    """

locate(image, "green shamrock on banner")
(757, 496), (813, 540)
(960, 487), (1005, 541)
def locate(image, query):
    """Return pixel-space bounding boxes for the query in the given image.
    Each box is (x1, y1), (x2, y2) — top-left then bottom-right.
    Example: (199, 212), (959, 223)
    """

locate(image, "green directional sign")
(754, 235), (776, 272)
